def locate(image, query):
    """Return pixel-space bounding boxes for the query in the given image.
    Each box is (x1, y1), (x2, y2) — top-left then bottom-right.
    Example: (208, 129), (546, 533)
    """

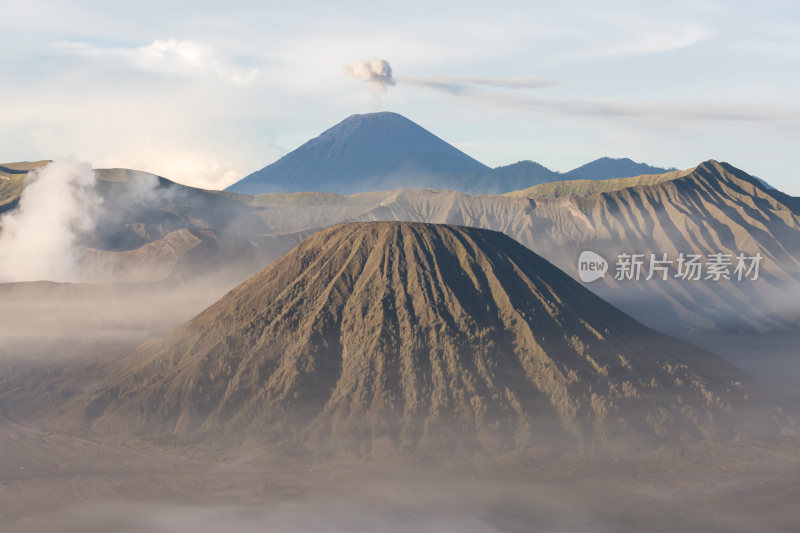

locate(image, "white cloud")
(55, 38), (261, 85)
(567, 10), (716, 59)
(137, 39), (216, 70)
(8, 114), (263, 191)
(102, 151), (245, 190)
(597, 24), (711, 57)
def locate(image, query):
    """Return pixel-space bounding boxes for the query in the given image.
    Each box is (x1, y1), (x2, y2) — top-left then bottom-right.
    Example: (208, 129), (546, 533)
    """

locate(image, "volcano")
(225, 112), (489, 195)
(561, 156), (671, 180)
(83, 222), (778, 455)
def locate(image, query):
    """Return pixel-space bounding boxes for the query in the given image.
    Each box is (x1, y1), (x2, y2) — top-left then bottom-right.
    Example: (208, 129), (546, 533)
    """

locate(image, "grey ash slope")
(226, 112), (489, 195)
(82, 222), (781, 456)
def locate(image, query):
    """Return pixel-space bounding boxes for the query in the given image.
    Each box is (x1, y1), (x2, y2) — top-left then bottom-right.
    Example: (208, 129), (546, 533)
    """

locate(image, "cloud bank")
(56, 38), (261, 85)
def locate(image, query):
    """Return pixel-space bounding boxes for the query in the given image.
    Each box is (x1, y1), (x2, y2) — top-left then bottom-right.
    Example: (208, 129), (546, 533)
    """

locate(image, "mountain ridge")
(3, 156), (799, 378)
(235, 161), (800, 346)
(224, 113), (674, 195)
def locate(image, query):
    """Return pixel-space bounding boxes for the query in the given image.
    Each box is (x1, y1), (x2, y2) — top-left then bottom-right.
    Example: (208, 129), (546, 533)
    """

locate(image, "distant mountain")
(2, 152), (671, 208)
(503, 168), (690, 200)
(461, 160), (559, 195)
(226, 112), (489, 195)
(0, 165), (303, 284)
(752, 176), (775, 190)
(88, 168), (270, 251)
(82, 222), (773, 455)
(562, 157), (672, 180)
(462, 158), (673, 195)
(225, 115), (673, 195)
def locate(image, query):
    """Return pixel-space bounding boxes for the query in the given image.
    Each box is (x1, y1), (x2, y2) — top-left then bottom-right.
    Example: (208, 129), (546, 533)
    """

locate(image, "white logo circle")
(577, 250), (608, 283)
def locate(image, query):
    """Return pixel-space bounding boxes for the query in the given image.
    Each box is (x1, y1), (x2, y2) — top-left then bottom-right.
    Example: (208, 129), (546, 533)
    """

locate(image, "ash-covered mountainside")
(82, 222), (782, 456)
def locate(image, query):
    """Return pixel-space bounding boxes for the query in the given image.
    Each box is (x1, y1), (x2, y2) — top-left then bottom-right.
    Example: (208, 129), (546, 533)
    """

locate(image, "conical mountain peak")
(226, 113), (488, 195)
(83, 222), (776, 455)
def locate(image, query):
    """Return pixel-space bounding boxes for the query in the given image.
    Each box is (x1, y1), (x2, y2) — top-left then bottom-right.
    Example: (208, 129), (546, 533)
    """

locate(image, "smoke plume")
(343, 58), (396, 93)
(0, 158), (101, 282)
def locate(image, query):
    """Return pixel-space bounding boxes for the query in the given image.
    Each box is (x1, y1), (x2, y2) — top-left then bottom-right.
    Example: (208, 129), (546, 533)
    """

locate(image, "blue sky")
(1, 0), (798, 192)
